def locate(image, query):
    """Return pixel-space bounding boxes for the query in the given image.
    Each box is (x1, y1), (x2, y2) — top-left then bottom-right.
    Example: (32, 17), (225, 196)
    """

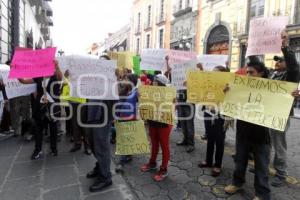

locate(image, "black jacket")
(269, 47), (300, 83)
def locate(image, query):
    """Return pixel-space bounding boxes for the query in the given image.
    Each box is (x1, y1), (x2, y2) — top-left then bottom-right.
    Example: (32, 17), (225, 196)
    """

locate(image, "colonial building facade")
(0, 0), (53, 63)
(170, 0), (202, 53)
(200, 0), (300, 70)
(130, 0), (172, 54)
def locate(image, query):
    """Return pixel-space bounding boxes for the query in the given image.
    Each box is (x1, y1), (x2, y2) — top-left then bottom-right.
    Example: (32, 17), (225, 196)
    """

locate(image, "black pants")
(65, 106), (72, 136)
(35, 118), (58, 152)
(205, 113), (225, 168)
(233, 138), (271, 200)
(178, 104), (195, 146)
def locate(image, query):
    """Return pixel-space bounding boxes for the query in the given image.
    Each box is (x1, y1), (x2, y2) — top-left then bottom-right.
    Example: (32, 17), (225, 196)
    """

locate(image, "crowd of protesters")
(0, 31), (299, 200)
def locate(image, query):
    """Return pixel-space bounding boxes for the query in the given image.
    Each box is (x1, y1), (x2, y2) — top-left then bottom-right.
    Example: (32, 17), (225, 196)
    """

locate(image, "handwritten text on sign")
(197, 54), (228, 71)
(246, 16), (289, 56)
(168, 50), (197, 65)
(9, 48), (57, 79)
(140, 49), (168, 71)
(0, 65), (36, 100)
(221, 75), (297, 131)
(171, 59), (198, 90)
(187, 71), (233, 104)
(138, 85), (176, 125)
(57, 55), (119, 100)
(115, 120), (150, 155)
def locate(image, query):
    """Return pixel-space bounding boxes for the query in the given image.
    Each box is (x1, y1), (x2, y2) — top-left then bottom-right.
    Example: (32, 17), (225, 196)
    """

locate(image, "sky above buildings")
(52, 0), (132, 54)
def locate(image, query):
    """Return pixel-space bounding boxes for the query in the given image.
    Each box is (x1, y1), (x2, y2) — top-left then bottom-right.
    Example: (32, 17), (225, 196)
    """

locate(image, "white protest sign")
(246, 16), (289, 56)
(0, 65), (36, 100)
(197, 55), (228, 71)
(171, 59), (198, 90)
(168, 50), (197, 65)
(140, 49), (168, 71)
(58, 56), (119, 100)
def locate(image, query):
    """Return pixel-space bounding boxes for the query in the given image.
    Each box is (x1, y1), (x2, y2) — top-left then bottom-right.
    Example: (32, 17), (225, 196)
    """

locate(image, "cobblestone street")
(115, 115), (300, 200)
(0, 116), (300, 200)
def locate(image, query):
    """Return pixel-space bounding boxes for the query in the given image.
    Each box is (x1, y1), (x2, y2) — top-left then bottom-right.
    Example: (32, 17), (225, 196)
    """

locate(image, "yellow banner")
(108, 51), (135, 69)
(138, 85), (176, 125)
(221, 75), (297, 131)
(187, 70), (233, 105)
(115, 120), (150, 155)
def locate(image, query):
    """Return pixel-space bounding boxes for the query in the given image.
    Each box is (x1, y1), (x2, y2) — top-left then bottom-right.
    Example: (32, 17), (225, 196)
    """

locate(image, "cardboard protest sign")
(187, 70), (233, 104)
(168, 50), (197, 65)
(115, 120), (150, 155)
(0, 65), (36, 100)
(108, 51), (135, 69)
(140, 49), (168, 71)
(57, 55), (119, 100)
(197, 55), (228, 71)
(171, 59), (198, 90)
(9, 47), (57, 78)
(246, 16), (289, 56)
(221, 75), (297, 131)
(138, 85), (176, 125)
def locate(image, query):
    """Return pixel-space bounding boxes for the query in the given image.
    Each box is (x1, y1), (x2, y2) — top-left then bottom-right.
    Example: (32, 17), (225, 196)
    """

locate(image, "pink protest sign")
(246, 16), (289, 57)
(9, 47), (57, 79)
(168, 50), (197, 65)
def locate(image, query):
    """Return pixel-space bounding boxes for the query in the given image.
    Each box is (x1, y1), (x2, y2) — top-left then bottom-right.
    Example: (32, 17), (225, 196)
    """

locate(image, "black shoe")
(31, 150), (42, 160)
(176, 141), (188, 146)
(86, 170), (98, 179)
(201, 135), (207, 140)
(70, 144), (81, 152)
(115, 163), (124, 173)
(89, 179), (113, 192)
(51, 149), (58, 157)
(186, 145), (195, 153)
(84, 149), (92, 155)
(271, 176), (286, 187)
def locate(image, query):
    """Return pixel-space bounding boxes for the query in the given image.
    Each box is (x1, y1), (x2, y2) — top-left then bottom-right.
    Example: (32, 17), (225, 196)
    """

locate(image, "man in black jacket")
(269, 31), (300, 187)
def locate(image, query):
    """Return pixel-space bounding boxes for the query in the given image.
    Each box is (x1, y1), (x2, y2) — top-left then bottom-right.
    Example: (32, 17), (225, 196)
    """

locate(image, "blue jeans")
(233, 139), (271, 200)
(92, 122), (112, 181)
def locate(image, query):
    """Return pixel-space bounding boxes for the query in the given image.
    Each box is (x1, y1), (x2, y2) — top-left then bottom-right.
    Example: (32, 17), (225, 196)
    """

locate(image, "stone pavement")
(0, 136), (135, 200)
(114, 115), (300, 200)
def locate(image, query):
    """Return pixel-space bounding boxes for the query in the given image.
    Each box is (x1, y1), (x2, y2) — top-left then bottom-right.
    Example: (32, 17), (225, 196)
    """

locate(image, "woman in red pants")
(140, 74), (173, 182)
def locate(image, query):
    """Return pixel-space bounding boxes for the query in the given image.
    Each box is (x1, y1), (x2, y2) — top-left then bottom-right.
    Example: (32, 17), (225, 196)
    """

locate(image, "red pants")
(149, 125), (172, 170)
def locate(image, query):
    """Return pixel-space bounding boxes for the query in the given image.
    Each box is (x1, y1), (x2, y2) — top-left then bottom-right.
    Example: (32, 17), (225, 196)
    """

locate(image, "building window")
(159, 29), (164, 48)
(160, 0), (164, 21)
(296, 0), (300, 24)
(179, 0), (183, 10)
(136, 38), (140, 53)
(186, 0), (190, 8)
(137, 12), (141, 32)
(250, 0), (265, 19)
(146, 34), (150, 48)
(147, 5), (151, 27)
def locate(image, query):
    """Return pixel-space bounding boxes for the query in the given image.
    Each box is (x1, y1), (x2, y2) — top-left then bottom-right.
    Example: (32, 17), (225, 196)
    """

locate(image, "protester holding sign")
(164, 56), (196, 153)
(18, 60), (63, 159)
(268, 31), (300, 187)
(85, 55), (117, 193)
(224, 60), (272, 200)
(115, 74), (139, 173)
(140, 74), (173, 182)
(198, 66), (229, 177)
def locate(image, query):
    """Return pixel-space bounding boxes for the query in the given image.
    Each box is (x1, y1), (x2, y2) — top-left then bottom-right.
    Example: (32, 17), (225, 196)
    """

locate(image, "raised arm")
(281, 31), (300, 83)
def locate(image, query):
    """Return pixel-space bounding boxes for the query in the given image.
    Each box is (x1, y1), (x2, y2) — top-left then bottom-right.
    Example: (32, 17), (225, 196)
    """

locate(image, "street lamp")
(58, 49), (64, 56)
(179, 35), (191, 51)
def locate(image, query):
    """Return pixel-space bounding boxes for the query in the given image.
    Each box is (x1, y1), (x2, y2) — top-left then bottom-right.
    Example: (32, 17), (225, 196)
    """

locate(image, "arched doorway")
(206, 25), (229, 55)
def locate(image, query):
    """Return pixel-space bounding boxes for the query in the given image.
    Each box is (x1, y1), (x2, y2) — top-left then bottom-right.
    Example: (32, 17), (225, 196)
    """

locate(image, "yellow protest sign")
(221, 75), (297, 131)
(115, 120), (150, 155)
(108, 51), (135, 69)
(138, 85), (176, 125)
(187, 70), (233, 105)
